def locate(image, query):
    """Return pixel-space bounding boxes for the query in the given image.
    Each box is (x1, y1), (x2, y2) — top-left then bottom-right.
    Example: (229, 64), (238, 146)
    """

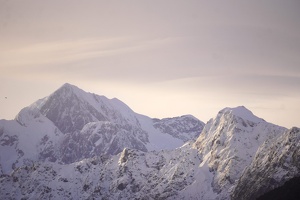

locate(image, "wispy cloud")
(0, 36), (179, 69)
(0, 0), (299, 127)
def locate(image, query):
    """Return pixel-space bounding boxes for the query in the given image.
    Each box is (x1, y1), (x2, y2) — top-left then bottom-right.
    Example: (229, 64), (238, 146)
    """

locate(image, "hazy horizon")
(1, 0), (299, 128)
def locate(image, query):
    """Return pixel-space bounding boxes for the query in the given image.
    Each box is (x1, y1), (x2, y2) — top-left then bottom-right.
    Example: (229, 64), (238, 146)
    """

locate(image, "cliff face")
(192, 106), (286, 199)
(232, 127), (300, 200)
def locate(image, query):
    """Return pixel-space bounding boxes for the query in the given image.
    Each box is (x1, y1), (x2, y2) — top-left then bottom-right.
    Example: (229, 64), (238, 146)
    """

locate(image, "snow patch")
(220, 106), (263, 123)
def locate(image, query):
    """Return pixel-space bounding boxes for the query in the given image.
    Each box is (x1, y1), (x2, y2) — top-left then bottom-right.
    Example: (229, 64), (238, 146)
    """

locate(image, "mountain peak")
(57, 83), (82, 94)
(219, 106), (264, 123)
(61, 82), (74, 88)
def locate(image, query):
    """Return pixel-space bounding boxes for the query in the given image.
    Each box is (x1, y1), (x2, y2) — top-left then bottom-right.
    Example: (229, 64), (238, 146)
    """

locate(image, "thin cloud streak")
(0, 0), (299, 128)
(0, 36), (179, 68)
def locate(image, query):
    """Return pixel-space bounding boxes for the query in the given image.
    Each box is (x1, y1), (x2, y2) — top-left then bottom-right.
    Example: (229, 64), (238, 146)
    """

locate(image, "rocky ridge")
(0, 83), (204, 174)
(0, 84), (299, 200)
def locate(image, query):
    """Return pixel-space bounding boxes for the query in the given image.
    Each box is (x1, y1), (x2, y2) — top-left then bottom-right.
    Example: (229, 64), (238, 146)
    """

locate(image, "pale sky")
(0, 0), (300, 128)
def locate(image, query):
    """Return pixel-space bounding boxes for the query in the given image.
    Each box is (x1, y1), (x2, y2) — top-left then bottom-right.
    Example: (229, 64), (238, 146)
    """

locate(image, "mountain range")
(0, 83), (299, 200)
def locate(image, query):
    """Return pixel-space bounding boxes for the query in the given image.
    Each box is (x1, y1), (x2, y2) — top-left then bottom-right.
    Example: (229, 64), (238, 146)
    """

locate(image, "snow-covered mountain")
(153, 115), (205, 143)
(0, 108), (64, 174)
(0, 143), (201, 199)
(1, 100), (296, 200)
(232, 127), (300, 200)
(191, 106), (286, 199)
(0, 83), (204, 174)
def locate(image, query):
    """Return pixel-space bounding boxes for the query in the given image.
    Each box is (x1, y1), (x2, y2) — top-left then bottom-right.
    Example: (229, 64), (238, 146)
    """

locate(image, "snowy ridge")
(232, 127), (300, 200)
(136, 114), (184, 151)
(220, 106), (264, 123)
(1, 83), (298, 199)
(153, 115), (205, 142)
(0, 143), (203, 200)
(0, 111), (63, 174)
(192, 106), (286, 199)
(1, 103), (295, 200)
(0, 83), (204, 174)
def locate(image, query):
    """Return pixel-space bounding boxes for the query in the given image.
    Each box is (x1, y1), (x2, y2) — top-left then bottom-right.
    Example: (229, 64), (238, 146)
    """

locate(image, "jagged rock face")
(193, 107), (286, 199)
(0, 104), (298, 200)
(0, 83), (204, 175)
(39, 84), (111, 134)
(256, 176), (300, 200)
(81, 122), (149, 155)
(153, 115), (205, 142)
(59, 122), (149, 163)
(232, 127), (300, 200)
(2, 83), (298, 200)
(0, 144), (202, 200)
(37, 83), (147, 134)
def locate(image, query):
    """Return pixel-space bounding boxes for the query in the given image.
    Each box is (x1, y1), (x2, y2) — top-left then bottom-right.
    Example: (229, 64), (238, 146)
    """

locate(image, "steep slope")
(35, 83), (203, 151)
(257, 176), (300, 200)
(232, 127), (300, 200)
(191, 106), (286, 199)
(38, 83), (140, 133)
(0, 83), (205, 173)
(59, 121), (149, 163)
(153, 115), (205, 142)
(0, 143), (202, 200)
(0, 106), (64, 174)
(1, 106), (290, 200)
